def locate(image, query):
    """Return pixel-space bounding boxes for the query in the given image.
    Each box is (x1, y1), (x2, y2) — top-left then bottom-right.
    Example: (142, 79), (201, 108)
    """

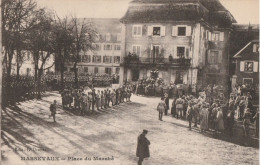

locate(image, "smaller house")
(232, 39), (259, 91)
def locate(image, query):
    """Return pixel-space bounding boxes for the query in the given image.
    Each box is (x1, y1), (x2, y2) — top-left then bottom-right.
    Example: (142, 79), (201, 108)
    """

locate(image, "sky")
(36, 0), (259, 24)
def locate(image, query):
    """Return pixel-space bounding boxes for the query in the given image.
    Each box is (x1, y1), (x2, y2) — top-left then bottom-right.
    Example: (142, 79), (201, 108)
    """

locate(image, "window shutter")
(253, 61), (258, 72)
(161, 26), (166, 36)
(240, 61), (245, 72)
(219, 32), (224, 41)
(218, 51), (222, 63)
(207, 50), (211, 63)
(253, 44), (257, 52)
(186, 47), (190, 58)
(148, 26), (152, 36)
(172, 26), (177, 36)
(186, 26), (191, 36)
(209, 32), (212, 41)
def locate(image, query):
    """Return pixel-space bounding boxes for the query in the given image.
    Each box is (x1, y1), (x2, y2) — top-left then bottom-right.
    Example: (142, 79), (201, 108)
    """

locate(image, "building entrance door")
(132, 69), (139, 81)
(153, 45), (160, 63)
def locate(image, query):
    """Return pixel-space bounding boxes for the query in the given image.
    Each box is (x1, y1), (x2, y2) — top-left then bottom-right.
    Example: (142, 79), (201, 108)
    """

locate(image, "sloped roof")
(121, 0), (236, 26)
(81, 18), (121, 34)
(232, 23), (259, 32)
(233, 40), (259, 58)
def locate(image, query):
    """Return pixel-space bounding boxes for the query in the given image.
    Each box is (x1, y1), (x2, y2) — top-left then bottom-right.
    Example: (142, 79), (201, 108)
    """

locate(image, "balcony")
(121, 56), (191, 68)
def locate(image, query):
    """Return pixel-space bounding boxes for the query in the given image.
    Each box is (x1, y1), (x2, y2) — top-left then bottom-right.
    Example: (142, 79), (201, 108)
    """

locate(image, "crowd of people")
(2, 75), (49, 106)
(157, 90), (259, 138)
(60, 85), (133, 115)
(131, 78), (191, 97)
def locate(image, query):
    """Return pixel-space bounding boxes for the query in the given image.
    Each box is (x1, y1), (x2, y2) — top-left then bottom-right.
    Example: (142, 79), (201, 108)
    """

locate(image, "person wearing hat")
(49, 100), (57, 122)
(164, 93), (169, 115)
(176, 96), (184, 119)
(186, 101), (193, 130)
(136, 130), (150, 165)
(157, 97), (166, 121)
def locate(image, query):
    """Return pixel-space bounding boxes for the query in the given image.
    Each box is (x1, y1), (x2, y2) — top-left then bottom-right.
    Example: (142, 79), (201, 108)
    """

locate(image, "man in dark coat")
(49, 100), (57, 122)
(136, 130), (150, 165)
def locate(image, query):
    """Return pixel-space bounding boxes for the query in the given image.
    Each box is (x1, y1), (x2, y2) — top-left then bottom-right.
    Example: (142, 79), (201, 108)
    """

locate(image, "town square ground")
(1, 92), (259, 165)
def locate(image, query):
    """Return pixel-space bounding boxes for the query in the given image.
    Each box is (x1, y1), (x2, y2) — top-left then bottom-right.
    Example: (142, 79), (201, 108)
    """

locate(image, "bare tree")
(2, 0), (37, 100)
(53, 15), (75, 91)
(70, 17), (97, 88)
(24, 8), (55, 99)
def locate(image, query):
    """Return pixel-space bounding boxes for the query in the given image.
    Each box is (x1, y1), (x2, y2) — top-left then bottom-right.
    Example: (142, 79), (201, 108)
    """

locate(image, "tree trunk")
(73, 62), (78, 88)
(16, 50), (20, 79)
(37, 69), (43, 99)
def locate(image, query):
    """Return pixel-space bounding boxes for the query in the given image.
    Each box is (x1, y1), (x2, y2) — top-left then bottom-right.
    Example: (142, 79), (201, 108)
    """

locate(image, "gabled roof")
(233, 40), (259, 58)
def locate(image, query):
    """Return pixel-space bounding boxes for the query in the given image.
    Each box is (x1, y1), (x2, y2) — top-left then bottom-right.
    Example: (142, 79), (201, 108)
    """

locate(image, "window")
(84, 67), (88, 73)
(93, 55), (101, 63)
(114, 45), (121, 51)
(115, 68), (120, 74)
(245, 61), (253, 72)
(105, 68), (112, 75)
(94, 67), (99, 74)
(116, 34), (121, 41)
(100, 34), (106, 41)
(103, 56), (112, 63)
(208, 51), (219, 64)
(133, 45), (141, 56)
(175, 71), (183, 84)
(95, 44), (101, 50)
(26, 68), (31, 75)
(82, 55), (91, 62)
(177, 47), (185, 58)
(132, 25), (142, 37)
(106, 33), (110, 41)
(104, 44), (112, 50)
(178, 27), (186, 36)
(212, 32), (220, 41)
(114, 56), (121, 63)
(153, 26), (161, 36)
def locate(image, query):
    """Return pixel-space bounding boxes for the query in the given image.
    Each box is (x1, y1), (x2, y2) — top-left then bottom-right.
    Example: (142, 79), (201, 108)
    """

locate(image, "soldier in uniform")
(49, 100), (57, 122)
(96, 90), (101, 110)
(101, 90), (105, 109)
(176, 96), (184, 119)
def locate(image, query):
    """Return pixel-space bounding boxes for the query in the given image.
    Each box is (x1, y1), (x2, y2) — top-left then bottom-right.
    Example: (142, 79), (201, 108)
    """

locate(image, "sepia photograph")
(1, 0), (259, 164)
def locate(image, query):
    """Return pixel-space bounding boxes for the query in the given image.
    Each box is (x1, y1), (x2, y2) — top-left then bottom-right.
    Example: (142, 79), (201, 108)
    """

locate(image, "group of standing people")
(157, 91), (259, 138)
(60, 85), (133, 116)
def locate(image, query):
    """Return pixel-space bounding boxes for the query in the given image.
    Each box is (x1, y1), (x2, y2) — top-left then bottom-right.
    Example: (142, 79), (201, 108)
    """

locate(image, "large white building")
(120, 0), (236, 89)
(64, 18), (123, 83)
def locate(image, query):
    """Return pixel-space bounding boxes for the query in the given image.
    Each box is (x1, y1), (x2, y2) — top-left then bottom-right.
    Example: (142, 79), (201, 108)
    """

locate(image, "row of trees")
(2, 0), (97, 99)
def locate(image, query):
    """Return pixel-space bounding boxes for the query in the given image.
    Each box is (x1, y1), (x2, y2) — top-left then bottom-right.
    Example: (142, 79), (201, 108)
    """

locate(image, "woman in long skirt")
(215, 107), (225, 133)
(200, 104), (209, 132)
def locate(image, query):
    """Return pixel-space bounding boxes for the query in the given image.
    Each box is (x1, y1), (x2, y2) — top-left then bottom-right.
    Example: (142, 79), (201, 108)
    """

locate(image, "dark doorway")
(132, 69), (139, 81)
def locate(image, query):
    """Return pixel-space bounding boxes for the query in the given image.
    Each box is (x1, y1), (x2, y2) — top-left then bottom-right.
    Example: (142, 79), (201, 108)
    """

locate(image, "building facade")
(232, 39), (259, 88)
(64, 18), (123, 83)
(11, 50), (55, 76)
(120, 0), (236, 90)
